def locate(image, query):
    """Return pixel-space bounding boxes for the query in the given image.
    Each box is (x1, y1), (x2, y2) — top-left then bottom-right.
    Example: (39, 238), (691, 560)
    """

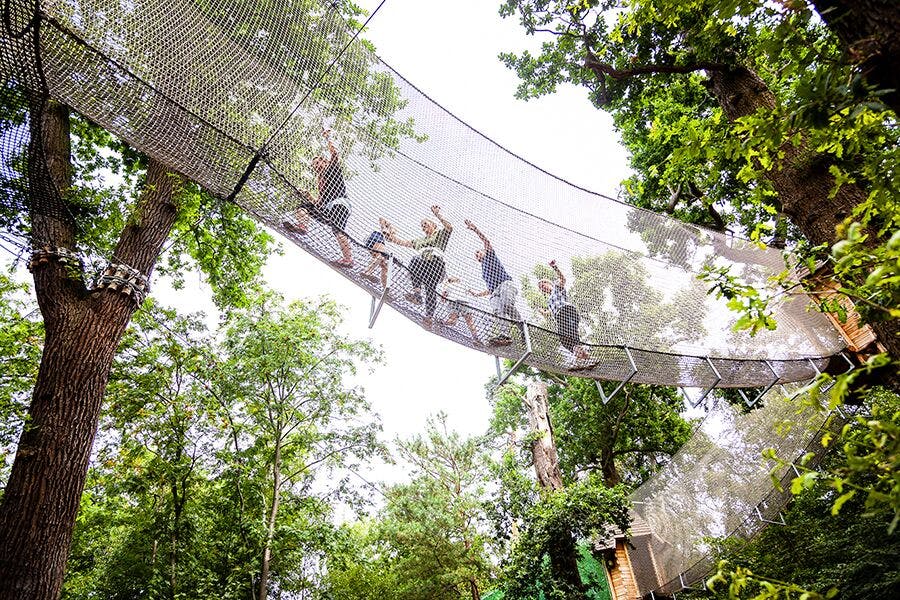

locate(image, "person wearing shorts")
(361, 230), (389, 288)
(381, 206), (453, 328)
(464, 219), (522, 346)
(539, 260), (592, 365)
(441, 275), (481, 345)
(282, 129), (354, 267)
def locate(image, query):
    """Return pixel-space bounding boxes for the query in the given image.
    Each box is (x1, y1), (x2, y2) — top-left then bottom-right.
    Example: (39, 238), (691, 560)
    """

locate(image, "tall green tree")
(0, 272), (42, 481)
(61, 293), (383, 600)
(380, 413), (494, 600)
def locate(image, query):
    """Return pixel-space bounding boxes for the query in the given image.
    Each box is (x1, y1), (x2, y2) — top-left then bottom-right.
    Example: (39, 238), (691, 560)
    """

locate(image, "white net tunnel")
(1, 0), (846, 390)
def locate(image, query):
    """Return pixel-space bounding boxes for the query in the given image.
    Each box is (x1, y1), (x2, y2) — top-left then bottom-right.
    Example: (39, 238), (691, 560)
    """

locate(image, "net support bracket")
(367, 254), (394, 329)
(824, 352), (855, 393)
(494, 323), (533, 389)
(738, 360), (780, 408)
(595, 346), (637, 405)
(679, 357), (721, 408)
(784, 353), (855, 398)
(781, 357), (825, 399)
(679, 573), (698, 591)
(755, 504), (785, 526)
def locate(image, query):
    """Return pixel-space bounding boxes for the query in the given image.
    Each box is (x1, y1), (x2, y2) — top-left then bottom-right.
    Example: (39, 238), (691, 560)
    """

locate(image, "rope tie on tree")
(92, 261), (150, 305)
(27, 244), (83, 272)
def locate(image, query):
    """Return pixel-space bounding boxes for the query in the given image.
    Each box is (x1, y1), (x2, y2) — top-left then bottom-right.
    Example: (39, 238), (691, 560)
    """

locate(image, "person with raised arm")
(465, 219), (522, 346)
(538, 259), (593, 366)
(283, 129), (354, 267)
(380, 206), (453, 328)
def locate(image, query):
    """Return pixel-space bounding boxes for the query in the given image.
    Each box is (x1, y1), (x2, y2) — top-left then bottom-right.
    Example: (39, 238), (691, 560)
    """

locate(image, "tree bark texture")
(524, 381), (564, 491)
(705, 66), (900, 367)
(0, 99), (183, 600)
(706, 66), (866, 246)
(812, 0), (900, 116)
(523, 381), (586, 597)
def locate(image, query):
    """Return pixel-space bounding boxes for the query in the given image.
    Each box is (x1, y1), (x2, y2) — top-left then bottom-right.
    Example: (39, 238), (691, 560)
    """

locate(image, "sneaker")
(487, 335), (513, 347)
(332, 258), (354, 268)
(360, 272), (379, 283)
(404, 292), (423, 305)
(570, 359), (600, 372)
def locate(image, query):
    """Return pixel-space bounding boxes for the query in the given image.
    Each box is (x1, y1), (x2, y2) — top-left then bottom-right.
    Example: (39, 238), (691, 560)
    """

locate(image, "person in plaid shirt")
(538, 260), (592, 364)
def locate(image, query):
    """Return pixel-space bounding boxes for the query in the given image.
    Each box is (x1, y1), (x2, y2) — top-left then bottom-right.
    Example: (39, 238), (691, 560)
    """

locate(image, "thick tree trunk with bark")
(524, 381), (564, 491)
(707, 67), (866, 245)
(523, 381), (585, 597)
(812, 0), (900, 116)
(705, 66), (900, 371)
(0, 99), (183, 600)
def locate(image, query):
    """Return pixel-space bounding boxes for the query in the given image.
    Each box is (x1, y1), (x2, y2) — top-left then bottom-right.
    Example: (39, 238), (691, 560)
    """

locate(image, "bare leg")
(335, 231), (353, 264)
(445, 311), (459, 326)
(463, 313), (481, 344)
(379, 256), (388, 287)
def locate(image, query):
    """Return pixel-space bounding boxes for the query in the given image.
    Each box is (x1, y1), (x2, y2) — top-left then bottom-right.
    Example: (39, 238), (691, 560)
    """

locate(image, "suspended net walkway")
(628, 387), (840, 595)
(0, 0), (846, 391)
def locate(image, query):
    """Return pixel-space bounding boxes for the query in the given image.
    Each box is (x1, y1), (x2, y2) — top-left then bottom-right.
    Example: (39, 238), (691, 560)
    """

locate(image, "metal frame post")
(755, 504), (786, 526)
(494, 323), (533, 389)
(367, 253), (394, 329)
(595, 346), (637, 404)
(679, 357), (722, 408)
(738, 360), (780, 408)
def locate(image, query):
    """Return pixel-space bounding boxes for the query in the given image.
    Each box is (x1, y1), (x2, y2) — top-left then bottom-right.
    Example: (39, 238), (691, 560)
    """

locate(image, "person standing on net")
(440, 274), (482, 345)
(538, 260), (593, 367)
(380, 206), (453, 329)
(465, 219), (522, 346)
(283, 129), (354, 267)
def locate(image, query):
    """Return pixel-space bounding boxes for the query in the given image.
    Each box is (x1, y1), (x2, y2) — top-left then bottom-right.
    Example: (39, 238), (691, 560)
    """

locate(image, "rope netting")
(628, 388), (838, 595)
(0, 0), (846, 389)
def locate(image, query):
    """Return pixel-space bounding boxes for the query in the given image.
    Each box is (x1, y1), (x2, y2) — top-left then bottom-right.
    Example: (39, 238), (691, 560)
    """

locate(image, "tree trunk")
(259, 436), (282, 600)
(812, 0), (900, 116)
(0, 99), (183, 600)
(706, 66), (866, 245)
(524, 381), (564, 491)
(601, 456), (620, 488)
(705, 66), (900, 372)
(523, 381), (585, 597)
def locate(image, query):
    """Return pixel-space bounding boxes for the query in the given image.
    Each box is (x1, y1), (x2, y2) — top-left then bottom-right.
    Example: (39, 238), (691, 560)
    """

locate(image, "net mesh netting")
(628, 388), (837, 595)
(1, 0), (846, 389)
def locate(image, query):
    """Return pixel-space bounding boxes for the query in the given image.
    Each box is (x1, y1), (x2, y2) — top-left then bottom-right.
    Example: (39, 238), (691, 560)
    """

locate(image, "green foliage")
(700, 264), (777, 335)
(768, 383), (900, 534)
(550, 378), (692, 486)
(62, 291), (383, 599)
(0, 272), (42, 479)
(320, 414), (494, 600)
(500, 476), (629, 600)
(704, 561), (837, 600)
(693, 389), (900, 600)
